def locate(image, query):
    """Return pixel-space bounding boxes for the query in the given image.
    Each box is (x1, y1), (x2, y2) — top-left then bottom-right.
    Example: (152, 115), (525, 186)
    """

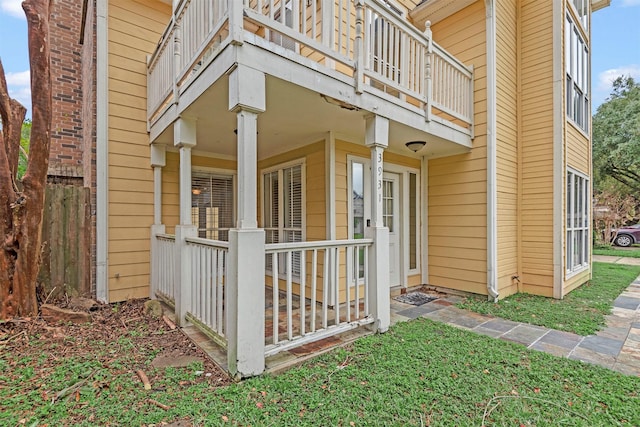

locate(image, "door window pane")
(409, 173), (417, 270)
(352, 162), (365, 239)
(383, 179), (394, 232)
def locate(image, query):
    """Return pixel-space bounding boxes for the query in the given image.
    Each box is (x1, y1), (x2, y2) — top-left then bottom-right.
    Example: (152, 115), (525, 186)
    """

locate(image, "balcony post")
(173, 117), (198, 326)
(150, 143), (166, 300)
(173, 24), (180, 105)
(364, 115), (390, 333)
(229, 0), (244, 45)
(226, 64), (266, 378)
(424, 21), (433, 122)
(354, 0), (365, 94)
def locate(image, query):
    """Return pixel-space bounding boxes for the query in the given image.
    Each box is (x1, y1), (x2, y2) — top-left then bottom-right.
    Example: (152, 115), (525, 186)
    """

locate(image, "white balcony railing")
(147, 0), (474, 134)
(264, 239), (374, 357)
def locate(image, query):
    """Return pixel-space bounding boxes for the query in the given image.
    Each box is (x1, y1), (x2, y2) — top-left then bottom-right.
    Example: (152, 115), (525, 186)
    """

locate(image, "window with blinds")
(264, 163), (304, 275)
(191, 172), (234, 241)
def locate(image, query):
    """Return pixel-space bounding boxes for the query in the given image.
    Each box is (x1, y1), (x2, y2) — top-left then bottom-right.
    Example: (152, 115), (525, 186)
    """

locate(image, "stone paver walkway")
(390, 272), (640, 377)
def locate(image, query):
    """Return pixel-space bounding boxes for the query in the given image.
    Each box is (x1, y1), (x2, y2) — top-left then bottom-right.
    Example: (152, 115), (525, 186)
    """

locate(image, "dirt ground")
(0, 298), (232, 398)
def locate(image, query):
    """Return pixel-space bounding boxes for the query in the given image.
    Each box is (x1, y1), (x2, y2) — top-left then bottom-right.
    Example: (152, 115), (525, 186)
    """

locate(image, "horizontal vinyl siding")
(428, 1), (488, 295)
(564, 268), (590, 295)
(566, 124), (590, 176)
(519, 0), (555, 295)
(107, 0), (171, 302)
(496, 0), (518, 297)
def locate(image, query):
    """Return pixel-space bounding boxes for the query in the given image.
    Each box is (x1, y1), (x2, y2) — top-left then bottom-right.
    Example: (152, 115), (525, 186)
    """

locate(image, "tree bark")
(0, 0), (52, 319)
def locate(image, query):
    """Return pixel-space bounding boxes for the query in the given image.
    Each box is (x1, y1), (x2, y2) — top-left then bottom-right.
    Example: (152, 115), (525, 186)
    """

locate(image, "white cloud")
(5, 69), (29, 86)
(596, 65), (640, 91)
(0, 0), (24, 19)
(620, 0), (640, 6)
(5, 70), (30, 112)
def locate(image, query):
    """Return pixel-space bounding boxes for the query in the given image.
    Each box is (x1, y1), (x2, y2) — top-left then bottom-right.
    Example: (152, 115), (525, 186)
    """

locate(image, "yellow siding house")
(79, 0), (609, 377)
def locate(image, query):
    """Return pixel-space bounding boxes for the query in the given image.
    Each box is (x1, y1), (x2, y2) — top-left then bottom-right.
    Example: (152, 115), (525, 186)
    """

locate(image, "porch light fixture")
(405, 140), (426, 152)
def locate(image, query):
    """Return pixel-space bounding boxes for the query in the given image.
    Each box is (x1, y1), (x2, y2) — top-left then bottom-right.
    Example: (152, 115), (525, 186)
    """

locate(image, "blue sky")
(0, 0), (639, 116)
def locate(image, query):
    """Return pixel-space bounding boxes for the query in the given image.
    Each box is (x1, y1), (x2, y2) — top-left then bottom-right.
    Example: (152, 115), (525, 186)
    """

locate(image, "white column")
(151, 144), (166, 226)
(173, 117), (198, 326)
(150, 144), (166, 299)
(175, 117), (197, 225)
(236, 110), (259, 229)
(366, 115), (389, 228)
(227, 64), (266, 377)
(364, 115), (390, 333)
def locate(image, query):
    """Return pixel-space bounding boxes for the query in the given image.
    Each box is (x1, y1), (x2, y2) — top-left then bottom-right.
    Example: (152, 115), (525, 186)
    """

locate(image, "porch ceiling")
(152, 75), (469, 160)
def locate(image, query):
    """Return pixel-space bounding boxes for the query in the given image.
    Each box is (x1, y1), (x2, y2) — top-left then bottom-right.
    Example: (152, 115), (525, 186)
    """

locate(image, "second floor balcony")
(147, 0), (475, 152)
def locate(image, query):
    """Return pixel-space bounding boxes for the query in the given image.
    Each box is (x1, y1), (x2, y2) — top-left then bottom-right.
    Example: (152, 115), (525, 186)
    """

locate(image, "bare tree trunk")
(0, 0), (52, 319)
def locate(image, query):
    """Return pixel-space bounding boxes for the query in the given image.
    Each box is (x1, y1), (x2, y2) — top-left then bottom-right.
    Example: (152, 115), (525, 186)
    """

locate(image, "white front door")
(383, 172), (400, 287)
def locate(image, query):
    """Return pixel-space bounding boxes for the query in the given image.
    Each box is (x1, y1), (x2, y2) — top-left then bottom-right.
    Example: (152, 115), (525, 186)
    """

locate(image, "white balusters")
(184, 237), (229, 342)
(264, 239), (374, 357)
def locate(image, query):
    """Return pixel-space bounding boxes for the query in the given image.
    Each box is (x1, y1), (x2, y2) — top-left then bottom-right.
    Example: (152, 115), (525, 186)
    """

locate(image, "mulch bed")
(0, 298), (232, 397)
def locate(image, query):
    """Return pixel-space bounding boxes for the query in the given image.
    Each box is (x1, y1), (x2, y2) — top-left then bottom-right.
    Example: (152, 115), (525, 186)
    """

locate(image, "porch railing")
(147, 0), (474, 133)
(184, 236), (228, 347)
(264, 239), (374, 357)
(155, 234), (176, 303)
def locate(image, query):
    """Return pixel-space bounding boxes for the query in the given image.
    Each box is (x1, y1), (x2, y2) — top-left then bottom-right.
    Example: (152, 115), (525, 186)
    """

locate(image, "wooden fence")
(38, 184), (91, 297)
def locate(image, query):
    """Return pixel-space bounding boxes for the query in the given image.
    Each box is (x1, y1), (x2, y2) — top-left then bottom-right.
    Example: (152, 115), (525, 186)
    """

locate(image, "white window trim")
(568, 0), (589, 33)
(566, 168), (590, 277)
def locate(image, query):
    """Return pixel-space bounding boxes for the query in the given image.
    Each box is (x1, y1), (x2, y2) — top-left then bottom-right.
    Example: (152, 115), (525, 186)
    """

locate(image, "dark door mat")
(393, 292), (437, 306)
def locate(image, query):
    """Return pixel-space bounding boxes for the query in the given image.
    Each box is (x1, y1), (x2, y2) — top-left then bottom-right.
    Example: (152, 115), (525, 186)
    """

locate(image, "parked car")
(612, 224), (640, 247)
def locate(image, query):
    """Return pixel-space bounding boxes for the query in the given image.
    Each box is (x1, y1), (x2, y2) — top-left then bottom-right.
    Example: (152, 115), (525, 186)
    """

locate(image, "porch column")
(364, 114), (390, 333)
(150, 143), (166, 299)
(174, 117), (198, 326)
(226, 64), (266, 378)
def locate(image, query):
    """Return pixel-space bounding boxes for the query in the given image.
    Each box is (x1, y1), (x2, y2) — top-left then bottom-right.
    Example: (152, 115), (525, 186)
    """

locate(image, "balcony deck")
(147, 0), (475, 157)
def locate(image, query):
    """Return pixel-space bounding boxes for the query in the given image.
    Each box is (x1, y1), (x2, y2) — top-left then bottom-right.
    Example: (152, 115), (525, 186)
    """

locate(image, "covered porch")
(145, 0), (476, 378)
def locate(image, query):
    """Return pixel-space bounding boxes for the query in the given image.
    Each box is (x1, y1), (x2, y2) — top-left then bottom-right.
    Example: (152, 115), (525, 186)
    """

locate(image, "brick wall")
(49, 0), (84, 181)
(47, 0), (97, 295)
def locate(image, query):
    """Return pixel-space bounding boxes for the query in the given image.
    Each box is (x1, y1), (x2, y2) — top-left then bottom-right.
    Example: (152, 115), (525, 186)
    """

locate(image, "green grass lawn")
(457, 262), (640, 336)
(593, 246), (640, 258)
(2, 318), (639, 426)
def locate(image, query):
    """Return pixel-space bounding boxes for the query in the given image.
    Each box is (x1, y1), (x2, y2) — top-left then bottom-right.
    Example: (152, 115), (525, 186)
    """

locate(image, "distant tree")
(593, 76), (640, 193)
(0, 0), (52, 319)
(593, 184), (637, 246)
